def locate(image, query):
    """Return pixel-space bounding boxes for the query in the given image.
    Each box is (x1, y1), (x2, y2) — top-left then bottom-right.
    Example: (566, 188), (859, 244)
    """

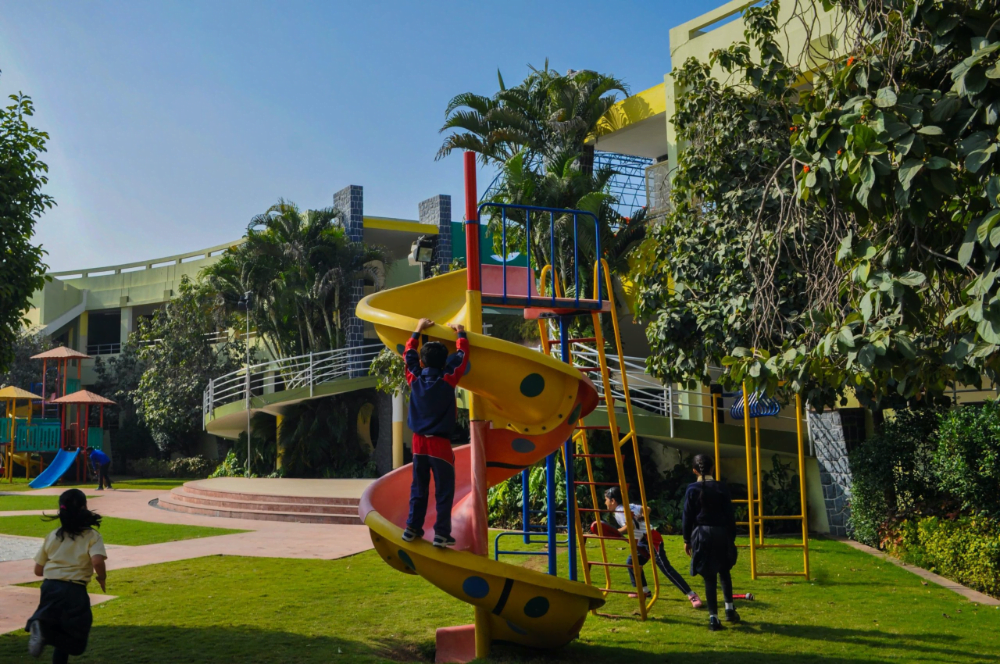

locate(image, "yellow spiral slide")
(357, 268), (605, 654)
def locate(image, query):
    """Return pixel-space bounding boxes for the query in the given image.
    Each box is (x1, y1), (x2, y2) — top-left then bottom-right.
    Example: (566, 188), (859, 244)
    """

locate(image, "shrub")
(126, 457), (172, 478)
(848, 408), (942, 546)
(934, 403), (1000, 517)
(168, 456), (213, 478)
(210, 451), (250, 478)
(886, 516), (1000, 599)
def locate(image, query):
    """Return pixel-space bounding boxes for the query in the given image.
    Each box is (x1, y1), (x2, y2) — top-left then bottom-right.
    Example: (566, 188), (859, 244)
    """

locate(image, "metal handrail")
(203, 345), (382, 417)
(87, 343), (121, 356)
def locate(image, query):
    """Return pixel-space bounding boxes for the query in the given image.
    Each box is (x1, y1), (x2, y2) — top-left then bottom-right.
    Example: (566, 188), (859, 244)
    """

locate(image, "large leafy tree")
(437, 64), (628, 168)
(93, 341), (156, 465)
(203, 200), (388, 360)
(635, 0), (1000, 409)
(135, 276), (247, 454)
(0, 88), (53, 375)
(0, 331), (55, 391)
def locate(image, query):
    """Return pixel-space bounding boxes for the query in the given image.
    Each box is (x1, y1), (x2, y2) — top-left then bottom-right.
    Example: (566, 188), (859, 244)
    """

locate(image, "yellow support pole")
(795, 393), (811, 580)
(742, 382), (757, 580)
(755, 418), (764, 547)
(712, 394), (721, 481)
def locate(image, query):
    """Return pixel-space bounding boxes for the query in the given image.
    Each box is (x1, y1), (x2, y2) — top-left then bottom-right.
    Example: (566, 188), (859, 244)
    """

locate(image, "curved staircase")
(158, 480), (364, 525)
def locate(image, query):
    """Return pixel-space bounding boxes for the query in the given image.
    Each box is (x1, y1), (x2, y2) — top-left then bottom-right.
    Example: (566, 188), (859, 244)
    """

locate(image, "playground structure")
(0, 346), (111, 488)
(0, 386), (44, 481)
(356, 152), (659, 660)
(724, 387), (810, 580)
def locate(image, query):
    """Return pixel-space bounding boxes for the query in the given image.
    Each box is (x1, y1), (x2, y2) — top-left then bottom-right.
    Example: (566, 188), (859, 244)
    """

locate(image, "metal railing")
(87, 343), (121, 356)
(203, 345), (382, 417)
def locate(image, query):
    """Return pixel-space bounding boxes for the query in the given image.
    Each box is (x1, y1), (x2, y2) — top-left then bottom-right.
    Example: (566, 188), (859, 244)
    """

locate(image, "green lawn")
(1, 536), (997, 663)
(1, 477), (190, 492)
(0, 494), (99, 511)
(0, 515), (244, 546)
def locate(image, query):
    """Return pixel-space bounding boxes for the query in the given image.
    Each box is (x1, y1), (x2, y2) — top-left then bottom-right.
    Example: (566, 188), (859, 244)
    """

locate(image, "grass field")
(1, 536), (996, 663)
(0, 494), (100, 511)
(1, 477), (189, 492)
(0, 515), (244, 546)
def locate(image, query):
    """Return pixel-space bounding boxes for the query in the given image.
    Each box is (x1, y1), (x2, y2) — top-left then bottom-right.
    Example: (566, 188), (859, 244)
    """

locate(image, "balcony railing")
(87, 343), (121, 356)
(203, 345), (382, 419)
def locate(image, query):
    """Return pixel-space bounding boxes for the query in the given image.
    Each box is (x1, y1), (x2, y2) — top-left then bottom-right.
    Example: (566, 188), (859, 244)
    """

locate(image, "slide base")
(435, 625), (476, 664)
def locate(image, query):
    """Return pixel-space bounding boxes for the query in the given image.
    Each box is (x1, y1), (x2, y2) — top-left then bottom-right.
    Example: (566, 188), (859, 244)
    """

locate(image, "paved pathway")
(0, 487), (375, 634)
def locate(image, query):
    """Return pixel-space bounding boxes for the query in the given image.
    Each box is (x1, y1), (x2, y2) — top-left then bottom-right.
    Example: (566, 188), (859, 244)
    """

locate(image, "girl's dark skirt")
(689, 525), (738, 577)
(25, 579), (93, 657)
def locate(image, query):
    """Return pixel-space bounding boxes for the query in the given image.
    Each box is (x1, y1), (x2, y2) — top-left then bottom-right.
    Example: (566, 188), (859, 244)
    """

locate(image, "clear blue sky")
(1, 1), (714, 271)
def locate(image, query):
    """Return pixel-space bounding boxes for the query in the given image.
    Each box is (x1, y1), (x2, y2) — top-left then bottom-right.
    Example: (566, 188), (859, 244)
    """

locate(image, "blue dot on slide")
(396, 344), (405, 354)
(511, 438), (535, 454)
(523, 596), (550, 618)
(462, 576), (490, 599)
(398, 550), (415, 570)
(520, 373), (545, 397)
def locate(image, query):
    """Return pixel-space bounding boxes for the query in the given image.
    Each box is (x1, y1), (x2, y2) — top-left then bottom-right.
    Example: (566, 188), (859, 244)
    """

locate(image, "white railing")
(203, 345), (382, 418)
(87, 342), (121, 356)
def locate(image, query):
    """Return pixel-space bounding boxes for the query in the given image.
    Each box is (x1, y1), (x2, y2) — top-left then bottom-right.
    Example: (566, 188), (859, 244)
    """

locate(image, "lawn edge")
(836, 537), (1000, 606)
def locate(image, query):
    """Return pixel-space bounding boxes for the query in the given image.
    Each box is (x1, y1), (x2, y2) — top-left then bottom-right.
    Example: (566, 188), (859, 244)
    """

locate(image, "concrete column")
(77, 311), (89, 354)
(334, 185), (366, 376)
(418, 195), (452, 274)
(392, 389), (405, 469)
(120, 307), (134, 345)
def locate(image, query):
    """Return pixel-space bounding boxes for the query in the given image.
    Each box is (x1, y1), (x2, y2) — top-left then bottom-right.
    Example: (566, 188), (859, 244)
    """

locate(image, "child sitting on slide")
(401, 317), (470, 548)
(601, 486), (703, 607)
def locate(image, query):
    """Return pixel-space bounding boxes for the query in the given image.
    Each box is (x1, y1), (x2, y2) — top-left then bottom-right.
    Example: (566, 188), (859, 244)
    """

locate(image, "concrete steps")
(157, 482), (364, 525)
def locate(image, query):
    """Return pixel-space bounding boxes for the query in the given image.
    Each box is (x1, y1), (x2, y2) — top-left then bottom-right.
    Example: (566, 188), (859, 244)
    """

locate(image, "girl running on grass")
(26, 488), (107, 663)
(683, 454), (739, 631)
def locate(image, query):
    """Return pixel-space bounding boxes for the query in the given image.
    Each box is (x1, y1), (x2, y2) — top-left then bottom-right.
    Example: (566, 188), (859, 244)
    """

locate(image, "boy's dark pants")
(97, 462), (112, 490)
(407, 454), (455, 538)
(26, 579), (92, 664)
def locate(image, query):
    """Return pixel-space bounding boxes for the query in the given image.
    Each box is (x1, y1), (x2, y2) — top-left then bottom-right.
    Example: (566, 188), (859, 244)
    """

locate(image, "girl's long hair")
(43, 489), (102, 540)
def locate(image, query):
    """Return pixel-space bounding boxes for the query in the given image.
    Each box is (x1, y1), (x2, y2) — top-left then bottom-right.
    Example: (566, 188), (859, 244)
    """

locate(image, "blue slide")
(29, 449), (80, 489)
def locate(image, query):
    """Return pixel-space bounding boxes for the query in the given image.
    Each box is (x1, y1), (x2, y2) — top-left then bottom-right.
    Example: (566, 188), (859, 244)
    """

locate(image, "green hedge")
(887, 516), (1000, 599)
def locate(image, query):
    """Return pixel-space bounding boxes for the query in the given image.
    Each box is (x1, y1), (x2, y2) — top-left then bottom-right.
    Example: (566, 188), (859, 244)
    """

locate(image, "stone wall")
(334, 185), (366, 376)
(809, 410), (853, 537)
(419, 195), (452, 274)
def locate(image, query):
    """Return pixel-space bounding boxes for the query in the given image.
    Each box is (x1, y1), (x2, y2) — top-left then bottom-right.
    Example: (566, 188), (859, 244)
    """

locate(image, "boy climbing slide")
(401, 318), (470, 547)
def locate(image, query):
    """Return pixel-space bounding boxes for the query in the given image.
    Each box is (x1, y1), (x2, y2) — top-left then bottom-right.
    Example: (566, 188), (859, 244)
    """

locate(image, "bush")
(126, 456), (213, 478)
(126, 457), (172, 478)
(934, 403), (1000, 517)
(848, 408), (942, 546)
(210, 451), (250, 478)
(168, 456), (213, 478)
(886, 516), (1000, 599)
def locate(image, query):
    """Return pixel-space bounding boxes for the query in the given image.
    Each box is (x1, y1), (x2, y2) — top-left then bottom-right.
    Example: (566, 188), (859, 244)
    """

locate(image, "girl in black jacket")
(683, 454), (740, 631)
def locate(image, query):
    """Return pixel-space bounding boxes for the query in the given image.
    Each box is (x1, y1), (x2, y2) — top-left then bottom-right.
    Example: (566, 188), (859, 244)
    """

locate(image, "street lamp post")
(238, 292), (252, 478)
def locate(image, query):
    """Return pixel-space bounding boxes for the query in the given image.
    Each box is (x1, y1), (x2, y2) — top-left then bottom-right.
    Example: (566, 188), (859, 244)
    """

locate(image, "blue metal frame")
(477, 202), (603, 309)
(729, 389), (781, 418)
(559, 315), (577, 581)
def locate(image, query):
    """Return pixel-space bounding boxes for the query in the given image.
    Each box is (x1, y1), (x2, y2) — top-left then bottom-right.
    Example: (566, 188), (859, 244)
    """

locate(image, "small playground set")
(353, 153), (812, 661)
(0, 346), (113, 489)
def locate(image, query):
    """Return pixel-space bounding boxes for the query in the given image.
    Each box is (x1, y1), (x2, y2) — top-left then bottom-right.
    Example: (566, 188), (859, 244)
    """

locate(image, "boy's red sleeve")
(442, 333), (470, 387)
(404, 334), (421, 386)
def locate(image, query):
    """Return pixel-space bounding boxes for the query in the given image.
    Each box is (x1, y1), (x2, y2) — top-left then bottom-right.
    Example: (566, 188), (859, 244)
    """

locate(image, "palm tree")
(437, 63), (629, 170)
(203, 200), (388, 360)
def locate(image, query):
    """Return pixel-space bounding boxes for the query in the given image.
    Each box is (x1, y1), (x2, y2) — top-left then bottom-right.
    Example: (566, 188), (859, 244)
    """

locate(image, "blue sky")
(1, 1), (717, 270)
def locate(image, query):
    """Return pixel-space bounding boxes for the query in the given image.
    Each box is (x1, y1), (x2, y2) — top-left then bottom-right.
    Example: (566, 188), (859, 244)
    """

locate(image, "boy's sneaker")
(708, 615), (724, 632)
(401, 527), (421, 542)
(627, 590), (652, 599)
(432, 534), (456, 548)
(725, 608), (741, 624)
(27, 620), (44, 657)
(689, 592), (704, 608)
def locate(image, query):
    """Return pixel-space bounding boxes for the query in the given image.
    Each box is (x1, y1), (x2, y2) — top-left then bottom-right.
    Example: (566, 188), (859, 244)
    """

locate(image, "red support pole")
(41, 359), (46, 418)
(463, 152), (481, 293)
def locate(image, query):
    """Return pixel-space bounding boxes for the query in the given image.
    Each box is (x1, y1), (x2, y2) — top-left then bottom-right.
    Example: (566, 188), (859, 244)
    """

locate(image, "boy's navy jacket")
(404, 331), (470, 438)
(88, 449), (110, 466)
